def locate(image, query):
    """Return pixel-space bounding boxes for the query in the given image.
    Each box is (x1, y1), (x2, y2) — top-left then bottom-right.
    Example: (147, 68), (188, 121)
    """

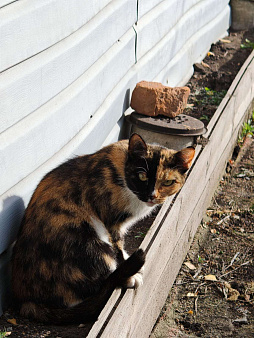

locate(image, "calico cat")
(11, 133), (195, 324)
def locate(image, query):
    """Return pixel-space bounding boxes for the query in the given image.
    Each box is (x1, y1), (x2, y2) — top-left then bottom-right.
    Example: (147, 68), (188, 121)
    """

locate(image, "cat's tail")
(20, 249), (145, 324)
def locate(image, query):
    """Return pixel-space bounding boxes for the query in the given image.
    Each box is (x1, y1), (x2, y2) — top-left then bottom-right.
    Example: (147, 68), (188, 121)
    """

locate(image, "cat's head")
(125, 133), (195, 206)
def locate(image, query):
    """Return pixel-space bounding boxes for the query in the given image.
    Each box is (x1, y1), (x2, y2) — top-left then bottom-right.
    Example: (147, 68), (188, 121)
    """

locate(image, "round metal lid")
(128, 112), (207, 136)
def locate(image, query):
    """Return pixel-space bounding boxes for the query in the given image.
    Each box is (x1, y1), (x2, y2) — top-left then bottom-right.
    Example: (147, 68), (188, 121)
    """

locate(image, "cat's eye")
(163, 179), (175, 186)
(138, 172), (148, 181)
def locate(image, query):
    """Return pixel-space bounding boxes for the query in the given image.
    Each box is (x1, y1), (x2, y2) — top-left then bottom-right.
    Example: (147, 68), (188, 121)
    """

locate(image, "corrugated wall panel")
(0, 29), (135, 198)
(0, 0), (112, 71)
(136, 0), (229, 62)
(155, 6), (231, 86)
(0, 0), (16, 8)
(0, 0), (136, 133)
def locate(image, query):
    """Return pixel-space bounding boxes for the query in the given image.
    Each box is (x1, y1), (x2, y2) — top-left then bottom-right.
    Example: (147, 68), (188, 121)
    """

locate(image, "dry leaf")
(5, 333), (12, 337)
(224, 281), (240, 301)
(184, 262), (196, 270)
(245, 294), (250, 302)
(207, 51), (215, 57)
(227, 289), (240, 301)
(210, 229), (217, 234)
(7, 318), (17, 326)
(187, 292), (197, 297)
(220, 38), (231, 43)
(246, 281), (254, 294)
(201, 61), (210, 68)
(224, 282), (231, 289)
(204, 274), (217, 281)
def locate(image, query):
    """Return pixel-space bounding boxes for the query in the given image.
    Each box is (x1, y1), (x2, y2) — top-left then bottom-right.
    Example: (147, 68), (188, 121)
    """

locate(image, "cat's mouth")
(146, 197), (165, 206)
(146, 199), (160, 207)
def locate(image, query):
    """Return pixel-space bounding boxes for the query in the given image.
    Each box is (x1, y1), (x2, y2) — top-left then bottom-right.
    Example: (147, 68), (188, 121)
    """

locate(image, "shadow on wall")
(0, 196), (25, 314)
(119, 88), (131, 140)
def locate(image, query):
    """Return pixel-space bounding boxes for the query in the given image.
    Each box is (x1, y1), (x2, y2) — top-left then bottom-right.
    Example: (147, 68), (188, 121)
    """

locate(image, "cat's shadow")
(119, 88), (131, 140)
(0, 195), (25, 311)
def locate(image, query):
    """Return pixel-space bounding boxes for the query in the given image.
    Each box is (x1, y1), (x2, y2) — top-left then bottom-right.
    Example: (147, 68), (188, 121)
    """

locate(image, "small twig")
(220, 260), (252, 278)
(193, 265), (202, 279)
(230, 252), (240, 266)
(174, 280), (200, 286)
(224, 251), (240, 271)
(217, 215), (230, 225)
(194, 282), (206, 295)
(194, 296), (199, 316)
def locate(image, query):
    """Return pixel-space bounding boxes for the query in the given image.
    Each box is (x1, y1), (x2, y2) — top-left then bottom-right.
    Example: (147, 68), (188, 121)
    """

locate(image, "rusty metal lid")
(128, 112), (207, 136)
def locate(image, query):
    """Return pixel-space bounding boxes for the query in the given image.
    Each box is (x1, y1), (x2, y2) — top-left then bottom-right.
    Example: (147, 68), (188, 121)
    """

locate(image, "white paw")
(126, 272), (143, 289)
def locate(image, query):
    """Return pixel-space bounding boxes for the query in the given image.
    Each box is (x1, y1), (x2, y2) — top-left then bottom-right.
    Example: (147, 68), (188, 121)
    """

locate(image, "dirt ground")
(0, 29), (254, 337)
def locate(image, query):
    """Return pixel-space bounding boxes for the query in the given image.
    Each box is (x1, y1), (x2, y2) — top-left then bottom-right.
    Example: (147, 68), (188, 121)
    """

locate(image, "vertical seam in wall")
(132, 0), (139, 64)
(136, 0), (139, 22)
(132, 25), (137, 64)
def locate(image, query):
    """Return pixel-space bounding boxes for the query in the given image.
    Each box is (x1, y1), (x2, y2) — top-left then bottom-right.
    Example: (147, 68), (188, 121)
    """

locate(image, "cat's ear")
(174, 147), (195, 173)
(128, 133), (147, 158)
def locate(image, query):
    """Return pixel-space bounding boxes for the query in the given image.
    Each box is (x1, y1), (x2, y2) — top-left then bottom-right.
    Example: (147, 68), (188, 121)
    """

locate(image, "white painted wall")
(0, 0), (230, 315)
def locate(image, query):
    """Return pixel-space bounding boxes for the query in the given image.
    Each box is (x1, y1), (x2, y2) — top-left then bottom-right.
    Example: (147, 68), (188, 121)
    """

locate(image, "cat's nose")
(149, 190), (158, 200)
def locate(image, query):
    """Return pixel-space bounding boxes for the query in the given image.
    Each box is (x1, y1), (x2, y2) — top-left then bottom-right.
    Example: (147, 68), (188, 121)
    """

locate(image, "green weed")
(239, 111), (254, 143)
(200, 114), (210, 121)
(240, 39), (254, 49)
(135, 231), (146, 239)
(198, 255), (204, 264)
(204, 87), (227, 105)
(194, 88), (227, 110)
(0, 332), (7, 338)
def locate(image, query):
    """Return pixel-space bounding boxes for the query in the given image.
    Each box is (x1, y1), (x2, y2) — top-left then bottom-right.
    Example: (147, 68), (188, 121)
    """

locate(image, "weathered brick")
(130, 81), (190, 117)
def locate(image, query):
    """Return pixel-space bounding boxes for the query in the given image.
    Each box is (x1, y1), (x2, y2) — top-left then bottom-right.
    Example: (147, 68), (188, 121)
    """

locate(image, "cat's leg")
(121, 244), (144, 288)
(112, 233), (145, 288)
(118, 248), (144, 288)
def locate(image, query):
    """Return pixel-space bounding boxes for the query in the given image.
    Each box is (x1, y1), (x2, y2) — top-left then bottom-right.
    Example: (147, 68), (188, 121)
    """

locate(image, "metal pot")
(126, 112), (207, 150)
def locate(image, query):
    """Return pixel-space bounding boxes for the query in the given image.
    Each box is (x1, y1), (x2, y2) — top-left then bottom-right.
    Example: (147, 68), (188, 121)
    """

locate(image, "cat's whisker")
(137, 166), (147, 173)
(141, 156), (149, 172)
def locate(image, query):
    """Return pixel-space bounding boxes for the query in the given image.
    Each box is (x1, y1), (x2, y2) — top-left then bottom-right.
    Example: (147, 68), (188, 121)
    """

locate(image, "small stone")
(233, 316), (248, 325)
(193, 63), (206, 74)
(78, 323), (86, 328)
(130, 81), (190, 118)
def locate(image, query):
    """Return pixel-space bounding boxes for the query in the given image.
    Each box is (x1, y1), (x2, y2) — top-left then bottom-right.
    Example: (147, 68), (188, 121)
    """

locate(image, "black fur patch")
(125, 149), (161, 202)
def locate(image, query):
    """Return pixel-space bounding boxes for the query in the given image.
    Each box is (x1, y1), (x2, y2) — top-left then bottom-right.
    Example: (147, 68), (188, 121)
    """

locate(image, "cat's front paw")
(126, 271), (144, 289)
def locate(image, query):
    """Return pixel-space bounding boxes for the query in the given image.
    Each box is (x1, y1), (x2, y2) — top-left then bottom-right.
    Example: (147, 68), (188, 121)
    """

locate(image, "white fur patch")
(118, 187), (158, 236)
(68, 300), (83, 307)
(122, 249), (129, 260)
(108, 259), (117, 272)
(90, 217), (111, 246)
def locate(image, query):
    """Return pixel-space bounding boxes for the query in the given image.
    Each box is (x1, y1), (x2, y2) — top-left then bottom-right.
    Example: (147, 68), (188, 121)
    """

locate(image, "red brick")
(130, 81), (190, 117)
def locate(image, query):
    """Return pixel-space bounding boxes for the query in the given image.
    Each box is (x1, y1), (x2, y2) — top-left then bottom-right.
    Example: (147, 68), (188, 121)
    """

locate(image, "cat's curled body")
(12, 134), (195, 324)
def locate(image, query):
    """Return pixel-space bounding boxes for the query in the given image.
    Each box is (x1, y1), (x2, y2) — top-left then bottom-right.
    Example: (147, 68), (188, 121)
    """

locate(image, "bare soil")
(0, 29), (254, 337)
